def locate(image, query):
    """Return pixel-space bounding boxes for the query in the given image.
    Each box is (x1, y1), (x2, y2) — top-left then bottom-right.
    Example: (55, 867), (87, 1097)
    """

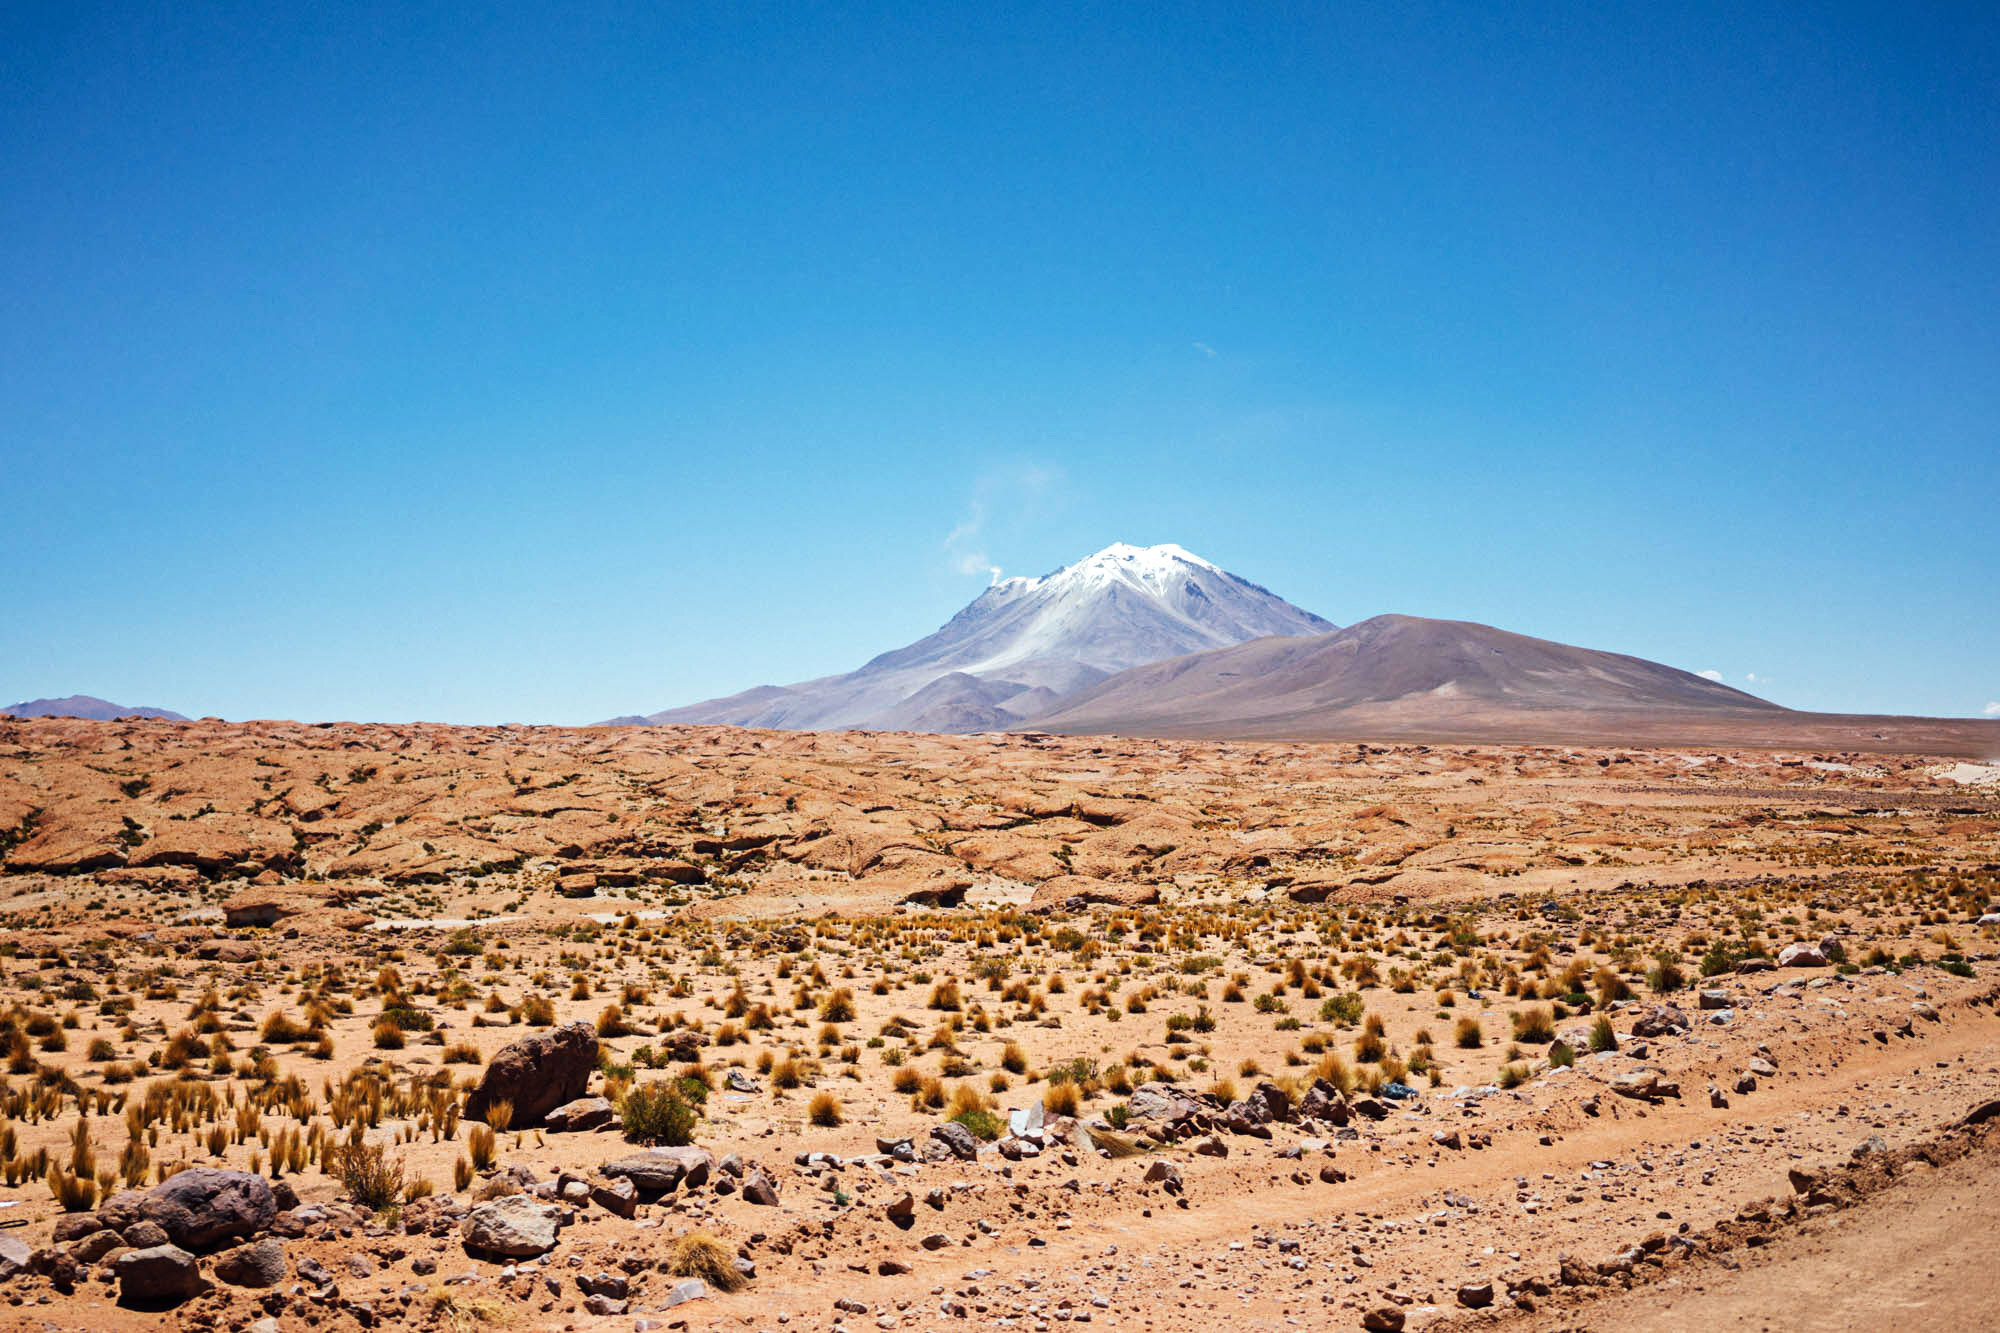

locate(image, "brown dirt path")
(1509, 1137), (2000, 1332)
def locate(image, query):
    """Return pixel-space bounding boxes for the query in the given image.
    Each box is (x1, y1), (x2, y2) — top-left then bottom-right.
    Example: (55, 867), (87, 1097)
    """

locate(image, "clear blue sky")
(4, 3), (1995, 724)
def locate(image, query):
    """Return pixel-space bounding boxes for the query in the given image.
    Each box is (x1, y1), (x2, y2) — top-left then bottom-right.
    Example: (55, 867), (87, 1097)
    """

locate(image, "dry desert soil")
(0, 716), (1995, 1333)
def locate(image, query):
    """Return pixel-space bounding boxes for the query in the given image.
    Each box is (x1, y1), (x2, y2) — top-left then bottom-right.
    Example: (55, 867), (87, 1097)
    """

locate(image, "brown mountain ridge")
(1027, 614), (2000, 754)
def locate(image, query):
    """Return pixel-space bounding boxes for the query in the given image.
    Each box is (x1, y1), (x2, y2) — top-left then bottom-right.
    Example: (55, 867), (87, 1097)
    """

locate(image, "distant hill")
(1, 695), (188, 722)
(1031, 614), (1779, 736)
(1027, 614), (2000, 752)
(613, 543), (1333, 731)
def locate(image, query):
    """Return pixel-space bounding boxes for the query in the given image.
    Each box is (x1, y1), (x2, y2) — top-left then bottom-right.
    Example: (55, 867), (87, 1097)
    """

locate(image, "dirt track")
(1510, 1133), (2000, 1332)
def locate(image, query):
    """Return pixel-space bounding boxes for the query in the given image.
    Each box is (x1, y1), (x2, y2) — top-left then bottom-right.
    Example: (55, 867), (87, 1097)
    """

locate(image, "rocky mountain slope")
(616, 543), (1333, 731)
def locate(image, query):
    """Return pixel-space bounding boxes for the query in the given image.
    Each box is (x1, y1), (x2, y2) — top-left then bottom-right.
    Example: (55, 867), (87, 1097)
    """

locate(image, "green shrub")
(621, 1082), (697, 1146)
(949, 1108), (1003, 1141)
(1319, 992), (1365, 1026)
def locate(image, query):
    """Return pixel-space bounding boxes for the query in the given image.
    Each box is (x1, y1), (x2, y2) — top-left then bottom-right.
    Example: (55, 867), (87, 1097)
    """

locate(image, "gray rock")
(213, 1238), (287, 1288)
(930, 1122), (980, 1161)
(742, 1170), (779, 1205)
(0, 1236), (30, 1281)
(1629, 1004), (1690, 1037)
(1777, 942), (1829, 968)
(115, 1244), (205, 1305)
(1126, 1083), (1204, 1124)
(462, 1195), (562, 1257)
(646, 1145), (714, 1188)
(599, 1156), (685, 1193)
(544, 1096), (618, 1133)
(138, 1170), (276, 1252)
(663, 1277), (710, 1306)
(1611, 1070), (1661, 1100)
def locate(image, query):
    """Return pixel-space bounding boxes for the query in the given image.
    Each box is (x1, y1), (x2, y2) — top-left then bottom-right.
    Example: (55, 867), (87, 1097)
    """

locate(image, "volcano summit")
(610, 543), (1333, 732)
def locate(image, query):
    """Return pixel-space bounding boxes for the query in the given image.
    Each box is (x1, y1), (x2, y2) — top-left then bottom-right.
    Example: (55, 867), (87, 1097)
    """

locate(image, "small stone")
(591, 1176), (639, 1218)
(663, 1277), (710, 1306)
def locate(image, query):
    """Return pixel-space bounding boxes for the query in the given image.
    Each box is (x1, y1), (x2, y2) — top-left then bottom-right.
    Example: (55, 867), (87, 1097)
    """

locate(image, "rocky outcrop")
(1028, 876), (1161, 913)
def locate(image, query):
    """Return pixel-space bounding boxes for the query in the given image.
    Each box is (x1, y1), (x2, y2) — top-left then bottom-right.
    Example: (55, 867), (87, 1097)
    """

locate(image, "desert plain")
(0, 716), (1995, 1333)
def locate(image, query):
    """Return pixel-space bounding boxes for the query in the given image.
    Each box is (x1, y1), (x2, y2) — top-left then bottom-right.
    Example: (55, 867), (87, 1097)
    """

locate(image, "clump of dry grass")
(663, 1230), (746, 1291)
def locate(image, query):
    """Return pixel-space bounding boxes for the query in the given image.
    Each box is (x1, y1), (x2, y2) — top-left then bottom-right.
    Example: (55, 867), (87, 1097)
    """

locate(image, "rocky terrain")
(0, 715), (1994, 1332)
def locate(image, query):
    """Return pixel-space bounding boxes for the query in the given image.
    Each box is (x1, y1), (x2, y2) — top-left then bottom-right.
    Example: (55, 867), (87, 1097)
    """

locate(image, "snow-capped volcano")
(614, 543), (1334, 733)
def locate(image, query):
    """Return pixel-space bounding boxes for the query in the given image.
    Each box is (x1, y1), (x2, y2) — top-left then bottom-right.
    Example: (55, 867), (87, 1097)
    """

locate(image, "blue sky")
(4, 3), (1995, 724)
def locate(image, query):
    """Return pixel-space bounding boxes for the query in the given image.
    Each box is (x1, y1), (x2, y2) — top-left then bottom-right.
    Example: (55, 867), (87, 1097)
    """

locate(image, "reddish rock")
(464, 1022), (598, 1126)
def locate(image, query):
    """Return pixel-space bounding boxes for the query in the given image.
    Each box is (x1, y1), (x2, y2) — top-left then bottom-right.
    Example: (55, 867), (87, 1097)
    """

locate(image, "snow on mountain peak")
(1010, 542), (1223, 594)
(634, 541), (1333, 732)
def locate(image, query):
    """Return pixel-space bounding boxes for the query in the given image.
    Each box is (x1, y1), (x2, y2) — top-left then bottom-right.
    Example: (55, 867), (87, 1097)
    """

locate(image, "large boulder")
(1777, 942), (1829, 968)
(462, 1195), (561, 1257)
(464, 1022), (598, 1126)
(139, 1169), (276, 1251)
(115, 1244), (205, 1306)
